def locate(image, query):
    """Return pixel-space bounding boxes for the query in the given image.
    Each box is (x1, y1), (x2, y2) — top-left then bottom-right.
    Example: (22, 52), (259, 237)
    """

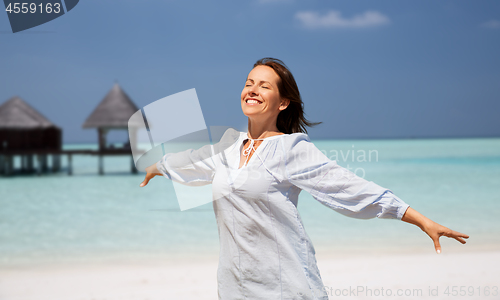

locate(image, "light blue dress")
(156, 128), (410, 300)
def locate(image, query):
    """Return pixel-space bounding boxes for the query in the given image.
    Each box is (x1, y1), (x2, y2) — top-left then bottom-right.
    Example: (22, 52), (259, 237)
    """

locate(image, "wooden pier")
(0, 149), (138, 176)
(1, 85), (143, 177)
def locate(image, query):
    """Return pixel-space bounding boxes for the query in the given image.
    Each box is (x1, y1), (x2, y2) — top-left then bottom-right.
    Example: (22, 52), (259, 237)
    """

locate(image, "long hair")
(253, 57), (321, 134)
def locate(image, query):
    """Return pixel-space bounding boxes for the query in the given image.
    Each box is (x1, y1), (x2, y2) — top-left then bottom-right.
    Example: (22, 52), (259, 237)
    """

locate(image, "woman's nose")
(248, 85), (258, 95)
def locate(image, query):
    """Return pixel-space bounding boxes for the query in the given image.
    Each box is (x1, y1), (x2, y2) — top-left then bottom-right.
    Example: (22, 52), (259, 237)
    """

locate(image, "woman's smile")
(245, 98), (262, 105)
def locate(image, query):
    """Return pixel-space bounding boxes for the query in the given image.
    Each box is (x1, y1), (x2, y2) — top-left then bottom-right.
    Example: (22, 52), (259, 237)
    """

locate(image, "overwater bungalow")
(0, 96), (62, 175)
(83, 83), (140, 174)
(0, 84), (141, 177)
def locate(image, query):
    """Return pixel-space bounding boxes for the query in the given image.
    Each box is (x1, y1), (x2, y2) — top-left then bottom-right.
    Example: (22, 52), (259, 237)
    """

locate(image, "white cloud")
(480, 20), (500, 29)
(295, 10), (390, 29)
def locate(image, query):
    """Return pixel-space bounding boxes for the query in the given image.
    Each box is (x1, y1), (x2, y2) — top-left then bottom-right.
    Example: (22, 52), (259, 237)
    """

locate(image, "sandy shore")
(1, 251), (499, 300)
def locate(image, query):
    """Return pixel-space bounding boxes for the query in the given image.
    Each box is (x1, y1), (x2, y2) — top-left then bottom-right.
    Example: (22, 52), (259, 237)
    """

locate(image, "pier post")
(0, 155), (4, 175)
(37, 154), (42, 175)
(52, 154), (61, 172)
(67, 154), (73, 175)
(21, 155), (26, 172)
(5, 155), (13, 176)
(26, 154), (34, 173)
(98, 155), (104, 175)
(40, 154), (48, 172)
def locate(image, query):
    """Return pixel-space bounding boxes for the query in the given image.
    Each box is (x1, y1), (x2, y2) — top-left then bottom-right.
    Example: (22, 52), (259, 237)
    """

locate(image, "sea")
(1, 138), (499, 267)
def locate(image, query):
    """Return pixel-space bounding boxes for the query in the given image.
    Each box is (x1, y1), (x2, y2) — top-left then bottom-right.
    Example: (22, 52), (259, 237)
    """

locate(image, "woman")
(140, 58), (469, 299)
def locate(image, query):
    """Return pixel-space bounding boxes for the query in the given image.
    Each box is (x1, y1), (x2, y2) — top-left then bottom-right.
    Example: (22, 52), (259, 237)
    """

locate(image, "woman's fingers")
(140, 172), (163, 187)
(140, 173), (155, 187)
(140, 163), (163, 187)
(444, 230), (469, 244)
(430, 226), (470, 254)
(432, 236), (442, 254)
(140, 177), (149, 187)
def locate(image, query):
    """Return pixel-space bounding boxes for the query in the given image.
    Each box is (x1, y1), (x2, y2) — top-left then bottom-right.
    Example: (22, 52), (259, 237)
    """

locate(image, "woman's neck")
(247, 118), (283, 140)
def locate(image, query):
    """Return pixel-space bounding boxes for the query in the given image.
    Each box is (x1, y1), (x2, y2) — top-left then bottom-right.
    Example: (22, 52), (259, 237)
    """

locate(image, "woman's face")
(241, 65), (288, 120)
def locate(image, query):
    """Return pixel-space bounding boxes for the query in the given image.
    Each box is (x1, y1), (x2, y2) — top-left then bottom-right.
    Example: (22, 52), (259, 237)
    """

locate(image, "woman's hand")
(421, 220), (469, 254)
(401, 207), (469, 254)
(140, 163), (162, 187)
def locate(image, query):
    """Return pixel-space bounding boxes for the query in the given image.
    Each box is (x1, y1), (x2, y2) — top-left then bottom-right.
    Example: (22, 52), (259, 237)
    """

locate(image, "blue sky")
(0, 0), (499, 142)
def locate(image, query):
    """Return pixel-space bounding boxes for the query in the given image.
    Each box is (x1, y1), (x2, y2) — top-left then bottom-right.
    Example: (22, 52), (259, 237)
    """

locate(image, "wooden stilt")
(0, 155), (4, 175)
(27, 155), (34, 173)
(37, 154), (42, 176)
(5, 155), (13, 176)
(52, 154), (61, 172)
(98, 128), (108, 152)
(40, 155), (48, 172)
(68, 154), (73, 175)
(99, 155), (104, 175)
(21, 155), (26, 172)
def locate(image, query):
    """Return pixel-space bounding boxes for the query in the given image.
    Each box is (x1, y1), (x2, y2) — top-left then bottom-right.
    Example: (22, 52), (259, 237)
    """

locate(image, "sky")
(0, 0), (499, 143)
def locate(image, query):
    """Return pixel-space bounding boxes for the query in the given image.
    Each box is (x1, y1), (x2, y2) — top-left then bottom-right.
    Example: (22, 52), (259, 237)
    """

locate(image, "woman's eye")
(262, 86), (269, 89)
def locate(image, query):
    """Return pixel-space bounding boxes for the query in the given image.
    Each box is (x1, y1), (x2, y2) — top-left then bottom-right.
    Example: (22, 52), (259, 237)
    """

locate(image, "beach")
(1, 138), (499, 299)
(1, 250), (499, 300)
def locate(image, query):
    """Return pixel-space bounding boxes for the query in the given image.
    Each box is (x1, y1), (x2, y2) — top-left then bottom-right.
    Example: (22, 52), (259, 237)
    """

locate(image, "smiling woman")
(243, 58), (321, 135)
(140, 57), (469, 300)
(242, 63), (287, 118)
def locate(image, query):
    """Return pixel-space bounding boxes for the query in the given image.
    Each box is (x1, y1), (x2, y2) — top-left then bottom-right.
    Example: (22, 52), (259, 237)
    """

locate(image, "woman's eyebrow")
(246, 78), (272, 85)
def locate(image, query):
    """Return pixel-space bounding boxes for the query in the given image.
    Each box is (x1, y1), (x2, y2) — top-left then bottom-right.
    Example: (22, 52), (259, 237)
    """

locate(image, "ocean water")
(0, 138), (499, 267)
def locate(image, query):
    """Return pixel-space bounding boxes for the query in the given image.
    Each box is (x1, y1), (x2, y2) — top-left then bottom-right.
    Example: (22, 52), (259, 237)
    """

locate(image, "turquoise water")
(0, 138), (499, 266)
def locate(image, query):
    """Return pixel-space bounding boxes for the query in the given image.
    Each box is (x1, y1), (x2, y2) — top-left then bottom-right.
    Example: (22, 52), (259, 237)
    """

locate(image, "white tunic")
(156, 128), (410, 299)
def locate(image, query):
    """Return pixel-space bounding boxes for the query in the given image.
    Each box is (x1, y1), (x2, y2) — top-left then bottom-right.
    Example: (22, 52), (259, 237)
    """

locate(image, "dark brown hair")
(253, 57), (321, 134)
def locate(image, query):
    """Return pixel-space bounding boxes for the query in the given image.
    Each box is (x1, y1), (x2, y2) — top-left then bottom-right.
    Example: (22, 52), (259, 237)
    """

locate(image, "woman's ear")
(279, 98), (290, 111)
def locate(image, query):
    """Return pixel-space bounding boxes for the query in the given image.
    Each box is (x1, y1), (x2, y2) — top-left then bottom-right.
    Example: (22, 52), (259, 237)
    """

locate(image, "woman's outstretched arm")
(401, 207), (469, 254)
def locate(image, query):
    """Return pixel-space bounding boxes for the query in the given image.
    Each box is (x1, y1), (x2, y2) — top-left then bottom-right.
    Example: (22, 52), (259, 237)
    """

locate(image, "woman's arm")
(401, 207), (469, 254)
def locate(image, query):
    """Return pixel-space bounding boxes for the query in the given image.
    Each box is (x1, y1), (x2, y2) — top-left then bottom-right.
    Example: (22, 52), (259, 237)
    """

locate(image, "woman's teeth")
(247, 99), (260, 104)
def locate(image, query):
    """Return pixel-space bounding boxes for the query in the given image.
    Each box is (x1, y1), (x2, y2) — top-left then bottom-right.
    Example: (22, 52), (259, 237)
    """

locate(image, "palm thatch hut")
(0, 96), (62, 175)
(83, 84), (139, 174)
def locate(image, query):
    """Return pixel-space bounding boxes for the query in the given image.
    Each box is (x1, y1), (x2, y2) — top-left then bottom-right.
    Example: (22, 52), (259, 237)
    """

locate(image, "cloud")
(480, 20), (500, 29)
(295, 10), (390, 29)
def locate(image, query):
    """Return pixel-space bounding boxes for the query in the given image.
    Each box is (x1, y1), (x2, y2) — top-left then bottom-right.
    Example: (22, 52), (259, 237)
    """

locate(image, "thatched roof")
(0, 96), (59, 129)
(83, 84), (139, 128)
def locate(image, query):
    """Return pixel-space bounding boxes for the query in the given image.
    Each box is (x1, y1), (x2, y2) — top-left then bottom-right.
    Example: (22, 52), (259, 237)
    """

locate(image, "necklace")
(241, 138), (264, 167)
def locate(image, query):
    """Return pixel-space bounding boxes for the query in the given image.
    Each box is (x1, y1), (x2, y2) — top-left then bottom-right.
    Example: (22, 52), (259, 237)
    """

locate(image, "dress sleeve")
(156, 143), (217, 186)
(284, 135), (410, 220)
(156, 128), (240, 186)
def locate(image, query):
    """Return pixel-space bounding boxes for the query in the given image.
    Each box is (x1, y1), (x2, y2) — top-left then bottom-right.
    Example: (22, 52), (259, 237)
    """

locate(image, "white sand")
(1, 251), (499, 300)
(316, 251), (500, 300)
